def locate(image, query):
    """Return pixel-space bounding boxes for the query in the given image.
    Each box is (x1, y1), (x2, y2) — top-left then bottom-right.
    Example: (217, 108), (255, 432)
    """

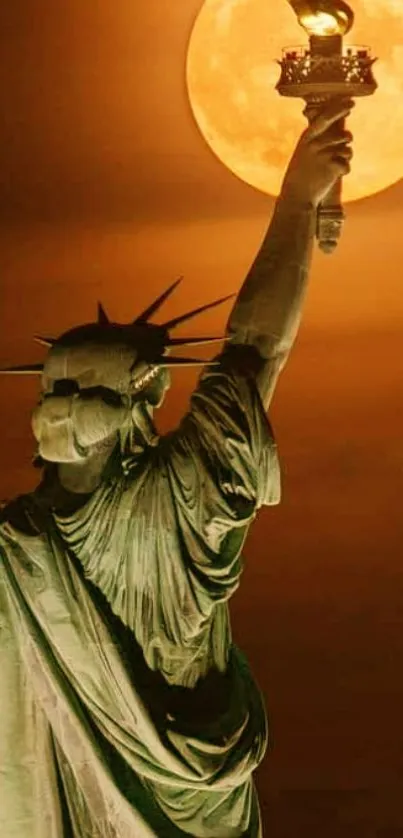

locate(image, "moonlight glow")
(186, 0), (403, 202)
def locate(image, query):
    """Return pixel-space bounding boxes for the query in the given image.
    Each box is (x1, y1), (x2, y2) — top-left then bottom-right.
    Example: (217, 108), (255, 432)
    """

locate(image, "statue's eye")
(53, 379), (79, 397)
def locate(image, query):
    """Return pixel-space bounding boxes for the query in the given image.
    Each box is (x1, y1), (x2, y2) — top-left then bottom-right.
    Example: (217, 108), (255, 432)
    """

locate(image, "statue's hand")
(281, 98), (354, 209)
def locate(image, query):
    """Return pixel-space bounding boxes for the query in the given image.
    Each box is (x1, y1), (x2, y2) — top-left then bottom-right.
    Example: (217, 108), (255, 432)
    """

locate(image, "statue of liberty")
(0, 100), (353, 837)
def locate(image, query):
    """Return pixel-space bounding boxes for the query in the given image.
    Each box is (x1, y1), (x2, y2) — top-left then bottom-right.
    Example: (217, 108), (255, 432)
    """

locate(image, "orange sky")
(1, 2), (403, 835)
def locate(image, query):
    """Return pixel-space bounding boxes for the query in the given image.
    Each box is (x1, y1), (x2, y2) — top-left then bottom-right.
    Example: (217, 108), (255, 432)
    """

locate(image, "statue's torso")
(0, 367), (278, 837)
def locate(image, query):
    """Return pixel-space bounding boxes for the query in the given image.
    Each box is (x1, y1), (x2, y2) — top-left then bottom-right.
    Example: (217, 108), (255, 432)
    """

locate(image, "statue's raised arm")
(226, 98), (353, 407)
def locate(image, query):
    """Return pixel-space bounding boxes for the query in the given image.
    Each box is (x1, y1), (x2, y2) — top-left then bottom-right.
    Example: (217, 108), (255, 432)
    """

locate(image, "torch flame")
(287, 1), (354, 36)
(299, 11), (344, 36)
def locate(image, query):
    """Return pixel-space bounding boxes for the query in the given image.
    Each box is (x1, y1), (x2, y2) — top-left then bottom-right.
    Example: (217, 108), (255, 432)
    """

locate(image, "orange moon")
(186, 0), (403, 202)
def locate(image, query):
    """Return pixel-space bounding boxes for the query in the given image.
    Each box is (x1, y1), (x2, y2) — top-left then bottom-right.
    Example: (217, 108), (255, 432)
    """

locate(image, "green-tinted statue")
(0, 102), (353, 836)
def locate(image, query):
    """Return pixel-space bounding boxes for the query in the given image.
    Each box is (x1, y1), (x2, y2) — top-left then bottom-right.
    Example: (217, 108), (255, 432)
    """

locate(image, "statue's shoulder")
(0, 492), (46, 537)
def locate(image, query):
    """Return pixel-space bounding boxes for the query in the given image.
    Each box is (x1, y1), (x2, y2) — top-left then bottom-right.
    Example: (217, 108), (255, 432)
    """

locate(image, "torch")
(277, 0), (377, 254)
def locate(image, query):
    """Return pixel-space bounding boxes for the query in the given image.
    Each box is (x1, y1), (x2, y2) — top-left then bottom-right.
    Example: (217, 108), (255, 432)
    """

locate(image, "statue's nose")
(32, 393), (74, 439)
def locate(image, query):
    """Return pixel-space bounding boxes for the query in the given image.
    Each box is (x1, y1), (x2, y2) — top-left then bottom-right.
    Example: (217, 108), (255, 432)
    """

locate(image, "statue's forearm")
(226, 194), (316, 405)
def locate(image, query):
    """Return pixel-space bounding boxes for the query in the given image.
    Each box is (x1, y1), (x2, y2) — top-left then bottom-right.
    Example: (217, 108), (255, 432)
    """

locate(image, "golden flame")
(299, 10), (344, 35)
(287, 1), (354, 36)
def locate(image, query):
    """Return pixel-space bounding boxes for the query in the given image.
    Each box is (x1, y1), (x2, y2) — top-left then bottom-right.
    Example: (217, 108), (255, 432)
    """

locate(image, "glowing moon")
(186, 0), (403, 202)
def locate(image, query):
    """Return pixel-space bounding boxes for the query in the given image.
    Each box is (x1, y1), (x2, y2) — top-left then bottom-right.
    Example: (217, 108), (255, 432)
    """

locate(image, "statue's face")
(31, 324), (170, 463)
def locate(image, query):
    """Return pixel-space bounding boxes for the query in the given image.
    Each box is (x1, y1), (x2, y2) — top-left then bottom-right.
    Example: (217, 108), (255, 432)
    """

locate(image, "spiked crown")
(0, 279), (233, 387)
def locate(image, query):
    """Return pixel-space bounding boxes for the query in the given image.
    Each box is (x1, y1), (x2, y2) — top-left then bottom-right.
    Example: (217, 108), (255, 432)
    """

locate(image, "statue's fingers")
(319, 151), (352, 177)
(338, 145), (354, 160)
(323, 130), (353, 148)
(318, 146), (354, 164)
(311, 129), (353, 153)
(318, 144), (353, 161)
(333, 158), (352, 176)
(306, 100), (355, 140)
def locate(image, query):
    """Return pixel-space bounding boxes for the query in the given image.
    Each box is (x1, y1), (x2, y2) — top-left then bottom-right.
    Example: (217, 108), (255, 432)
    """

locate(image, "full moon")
(186, 0), (403, 202)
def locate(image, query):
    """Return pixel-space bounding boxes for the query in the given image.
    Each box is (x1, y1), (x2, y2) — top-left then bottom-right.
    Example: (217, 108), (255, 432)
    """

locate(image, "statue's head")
(1, 279), (230, 464)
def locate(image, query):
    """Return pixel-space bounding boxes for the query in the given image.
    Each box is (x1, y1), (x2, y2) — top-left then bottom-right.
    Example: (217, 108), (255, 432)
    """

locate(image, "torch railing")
(277, 46), (376, 93)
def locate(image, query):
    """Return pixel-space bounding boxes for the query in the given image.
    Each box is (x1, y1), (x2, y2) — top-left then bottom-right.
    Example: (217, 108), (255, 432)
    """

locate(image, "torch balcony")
(277, 45), (377, 98)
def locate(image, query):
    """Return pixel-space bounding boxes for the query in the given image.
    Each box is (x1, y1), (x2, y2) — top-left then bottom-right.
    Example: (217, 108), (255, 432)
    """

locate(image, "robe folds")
(0, 364), (281, 838)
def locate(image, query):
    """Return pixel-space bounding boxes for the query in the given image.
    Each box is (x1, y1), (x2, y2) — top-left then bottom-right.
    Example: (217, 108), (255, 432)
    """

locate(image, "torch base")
(277, 81), (376, 98)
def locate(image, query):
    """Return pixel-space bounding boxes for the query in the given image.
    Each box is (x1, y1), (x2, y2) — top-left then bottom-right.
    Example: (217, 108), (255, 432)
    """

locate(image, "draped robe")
(0, 363), (281, 837)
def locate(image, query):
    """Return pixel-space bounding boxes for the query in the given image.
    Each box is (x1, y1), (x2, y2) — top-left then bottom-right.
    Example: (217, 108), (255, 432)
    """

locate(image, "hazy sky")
(1, 2), (403, 835)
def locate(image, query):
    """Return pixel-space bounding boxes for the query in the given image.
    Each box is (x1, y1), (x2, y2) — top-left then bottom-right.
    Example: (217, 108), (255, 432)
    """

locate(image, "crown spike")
(134, 276), (184, 325)
(155, 357), (218, 368)
(33, 336), (55, 348)
(166, 335), (228, 348)
(161, 294), (234, 331)
(97, 302), (109, 325)
(0, 364), (44, 375)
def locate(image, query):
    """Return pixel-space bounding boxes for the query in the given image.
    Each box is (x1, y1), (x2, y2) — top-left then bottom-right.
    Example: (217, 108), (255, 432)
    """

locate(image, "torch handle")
(317, 174), (345, 255)
(304, 100), (346, 254)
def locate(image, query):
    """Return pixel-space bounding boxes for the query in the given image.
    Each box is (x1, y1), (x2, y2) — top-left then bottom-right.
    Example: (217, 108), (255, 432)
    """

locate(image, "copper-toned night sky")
(1, 2), (403, 834)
